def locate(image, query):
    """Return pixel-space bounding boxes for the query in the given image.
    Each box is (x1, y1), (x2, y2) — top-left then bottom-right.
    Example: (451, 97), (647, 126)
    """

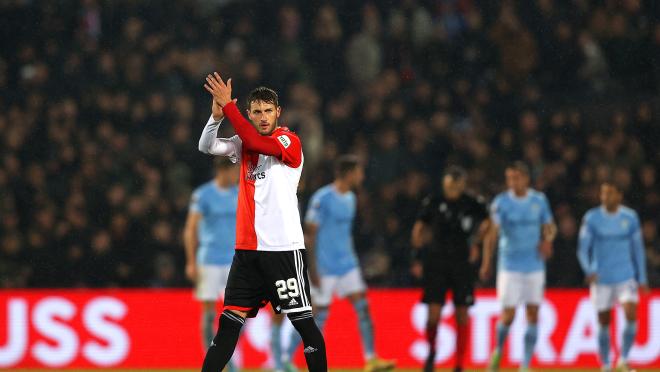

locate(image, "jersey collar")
(508, 189), (530, 202)
(600, 205), (621, 217)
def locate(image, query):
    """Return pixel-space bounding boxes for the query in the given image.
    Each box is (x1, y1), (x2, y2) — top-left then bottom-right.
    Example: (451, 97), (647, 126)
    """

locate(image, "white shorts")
(311, 267), (367, 307)
(497, 270), (545, 308)
(195, 264), (231, 301)
(590, 278), (639, 312)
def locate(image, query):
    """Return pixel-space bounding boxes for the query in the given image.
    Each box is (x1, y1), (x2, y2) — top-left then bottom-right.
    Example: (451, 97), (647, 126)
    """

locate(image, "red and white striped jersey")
(198, 114), (305, 252)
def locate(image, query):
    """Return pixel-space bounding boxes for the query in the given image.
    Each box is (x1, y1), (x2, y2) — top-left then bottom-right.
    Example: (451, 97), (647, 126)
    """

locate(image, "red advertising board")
(1, 289), (659, 369)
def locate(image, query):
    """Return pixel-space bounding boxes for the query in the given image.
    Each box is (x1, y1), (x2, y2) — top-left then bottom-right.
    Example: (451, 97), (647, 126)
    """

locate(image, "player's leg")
(489, 271), (520, 371)
(285, 275), (333, 369)
(421, 265), (447, 372)
(196, 265), (222, 347)
(424, 303), (443, 372)
(450, 265), (475, 372)
(520, 271), (544, 371)
(202, 309), (248, 372)
(618, 280), (640, 371)
(271, 312), (286, 372)
(202, 252), (261, 372)
(597, 310), (613, 371)
(454, 306), (469, 372)
(345, 290), (395, 372)
(264, 250), (327, 372)
(521, 304), (539, 371)
(592, 283), (615, 371)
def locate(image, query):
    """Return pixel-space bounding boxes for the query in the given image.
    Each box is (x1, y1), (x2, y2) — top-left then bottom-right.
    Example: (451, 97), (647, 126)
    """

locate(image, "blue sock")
(522, 324), (538, 368)
(271, 322), (283, 370)
(352, 298), (375, 360)
(202, 308), (216, 346)
(598, 324), (611, 367)
(622, 321), (637, 361)
(287, 308), (328, 362)
(496, 322), (510, 352)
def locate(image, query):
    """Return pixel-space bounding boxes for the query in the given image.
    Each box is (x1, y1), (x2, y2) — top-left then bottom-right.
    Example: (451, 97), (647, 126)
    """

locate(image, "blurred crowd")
(1, 0), (660, 288)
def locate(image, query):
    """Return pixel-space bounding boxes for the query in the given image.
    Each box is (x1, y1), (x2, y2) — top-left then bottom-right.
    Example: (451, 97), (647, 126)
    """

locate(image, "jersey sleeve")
(305, 191), (324, 225)
(577, 212), (596, 275)
(490, 195), (504, 226)
(540, 193), (554, 224)
(474, 195), (490, 222)
(416, 195), (434, 223)
(630, 213), (648, 284)
(274, 132), (303, 168)
(189, 189), (205, 214)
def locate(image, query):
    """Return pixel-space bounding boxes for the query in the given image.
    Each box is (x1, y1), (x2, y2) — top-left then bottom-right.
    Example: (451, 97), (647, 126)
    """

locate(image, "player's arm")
(304, 222), (321, 287)
(631, 215), (649, 291)
(540, 222), (557, 259)
(469, 218), (492, 263)
(304, 192), (325, 287)
(577, 214), (597, 284)
(198, 99), (243, 162)
(411, 220), (431, 249)
(204, 73), (283, 157)
(183, 210), (202, 282)
(539, 194), (556, 259)
(480, 222), (498, 281)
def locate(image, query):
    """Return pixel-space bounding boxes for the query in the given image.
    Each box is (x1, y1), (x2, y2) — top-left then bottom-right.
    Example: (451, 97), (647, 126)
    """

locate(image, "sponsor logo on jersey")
(246, 163), (266, 181)
(277, 135), (291, 148)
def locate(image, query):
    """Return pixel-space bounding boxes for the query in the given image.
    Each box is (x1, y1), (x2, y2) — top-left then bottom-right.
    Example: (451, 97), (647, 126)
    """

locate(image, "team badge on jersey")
(277, 135), (291, 148)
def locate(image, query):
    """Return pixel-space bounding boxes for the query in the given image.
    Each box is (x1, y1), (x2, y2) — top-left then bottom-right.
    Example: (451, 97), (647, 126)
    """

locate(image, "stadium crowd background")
(1, 0), (660, 289)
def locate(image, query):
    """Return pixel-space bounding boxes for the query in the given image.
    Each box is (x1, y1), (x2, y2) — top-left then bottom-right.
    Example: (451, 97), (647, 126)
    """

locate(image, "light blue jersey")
(577, 206), (647, 285)
(491, 189), (554, 273)
(305, 184), (359, 276)
(190, 181), (238, 266)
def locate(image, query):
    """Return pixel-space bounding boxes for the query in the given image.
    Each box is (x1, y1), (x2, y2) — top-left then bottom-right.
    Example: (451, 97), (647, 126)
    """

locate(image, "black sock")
(288, 311), (327, 372)
(201, 310), (245, 372)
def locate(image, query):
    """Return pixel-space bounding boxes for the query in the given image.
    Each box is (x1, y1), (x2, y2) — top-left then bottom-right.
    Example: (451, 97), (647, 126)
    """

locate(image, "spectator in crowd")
(0, 0), (659, 288)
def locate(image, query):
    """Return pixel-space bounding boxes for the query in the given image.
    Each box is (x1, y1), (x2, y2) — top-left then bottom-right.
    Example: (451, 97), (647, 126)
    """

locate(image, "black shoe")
(423, 351), (435, 372)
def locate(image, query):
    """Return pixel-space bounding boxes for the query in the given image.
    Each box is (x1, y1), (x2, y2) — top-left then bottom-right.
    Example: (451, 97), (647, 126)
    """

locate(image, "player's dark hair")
(602, 178), (626, 193)
(247, 86), (279, 108)
(444, 165), (467, 180)
(507, 161), (530, 176)
(213, 156), (234, 170)
(335, 155), (361, 178)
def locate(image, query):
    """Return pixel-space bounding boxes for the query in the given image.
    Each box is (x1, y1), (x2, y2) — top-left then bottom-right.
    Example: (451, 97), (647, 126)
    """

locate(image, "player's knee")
(351, 296), (369, 317)
(455, 307), (469, 325)
(501, 308), (516, 325)
(226, 309), (248, 319)
(598, 311), (611, 326)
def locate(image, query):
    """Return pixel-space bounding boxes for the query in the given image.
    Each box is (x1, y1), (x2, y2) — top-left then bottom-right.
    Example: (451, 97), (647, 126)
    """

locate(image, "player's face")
(442, 175), (465, 200)
(349, 166), (365, 188)
(247, 100), (281, 135)
(600, 184), (622, 209)
(505, 169), (529, 194)
(228, 164), (240, 185)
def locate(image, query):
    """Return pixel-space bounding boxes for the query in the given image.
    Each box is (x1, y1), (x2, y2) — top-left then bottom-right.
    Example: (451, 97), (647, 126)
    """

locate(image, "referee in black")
(411, 166), (491, 372)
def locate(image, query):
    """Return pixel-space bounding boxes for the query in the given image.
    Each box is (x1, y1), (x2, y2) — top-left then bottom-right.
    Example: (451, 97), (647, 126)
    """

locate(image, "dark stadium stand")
(1, 0), (659, 288)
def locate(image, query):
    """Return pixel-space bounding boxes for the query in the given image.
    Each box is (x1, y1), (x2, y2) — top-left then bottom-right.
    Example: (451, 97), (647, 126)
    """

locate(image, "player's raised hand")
(211, 99), (224, 121)
(204, 72), (233, 106)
